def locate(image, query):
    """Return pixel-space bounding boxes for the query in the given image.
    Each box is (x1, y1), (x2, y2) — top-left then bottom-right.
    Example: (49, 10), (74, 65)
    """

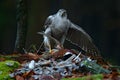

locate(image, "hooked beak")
(57, 9), (67, 18)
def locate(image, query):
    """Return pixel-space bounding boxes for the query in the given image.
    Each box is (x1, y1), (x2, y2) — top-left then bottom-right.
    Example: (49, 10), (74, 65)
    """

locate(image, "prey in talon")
(37, 32), (63, 53)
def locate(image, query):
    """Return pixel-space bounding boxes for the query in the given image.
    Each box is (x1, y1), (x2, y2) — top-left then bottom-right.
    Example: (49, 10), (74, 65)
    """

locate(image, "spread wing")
(66, 23), (100, 56)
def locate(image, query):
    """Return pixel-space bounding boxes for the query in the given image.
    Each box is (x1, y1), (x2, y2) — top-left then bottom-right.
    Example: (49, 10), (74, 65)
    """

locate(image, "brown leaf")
(15, 53), (40, 63)
(27, 53), (40, 60)
(28, 77), (35, 80)
(110, 71), (120, 80)
(0, 57), (5, 61)
(39, 75), (55, 80)
(22, 70), (34, 78)
(51, 49), (69, 59)
(53, 72), (62, 80)
(15, 75), (24, 80)
(103, 71), (120, 80)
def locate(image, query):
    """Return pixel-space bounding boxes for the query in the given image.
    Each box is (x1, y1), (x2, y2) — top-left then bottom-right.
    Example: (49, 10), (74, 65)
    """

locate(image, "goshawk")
(41, 9), (100, 56)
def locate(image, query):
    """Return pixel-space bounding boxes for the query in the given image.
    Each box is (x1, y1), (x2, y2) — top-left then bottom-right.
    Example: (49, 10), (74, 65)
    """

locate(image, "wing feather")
(66, 22), (100, 56)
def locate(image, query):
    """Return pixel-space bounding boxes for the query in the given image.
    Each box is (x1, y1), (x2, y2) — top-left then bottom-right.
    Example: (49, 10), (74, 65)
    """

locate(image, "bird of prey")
(41, 9), (100, 56)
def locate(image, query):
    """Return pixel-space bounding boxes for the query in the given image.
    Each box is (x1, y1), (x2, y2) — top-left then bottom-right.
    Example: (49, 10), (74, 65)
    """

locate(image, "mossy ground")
(0, 60), (20, 80)
(62, 74), (103, 80)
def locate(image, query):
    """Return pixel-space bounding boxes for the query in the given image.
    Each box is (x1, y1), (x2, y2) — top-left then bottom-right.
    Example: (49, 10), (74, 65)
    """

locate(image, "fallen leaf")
(16, 75), (24, 80)
(51, 49), (69, 59)
(22, 70), (34, 78)
(0, 57), (5, 61)
(39, 75), (55, 80)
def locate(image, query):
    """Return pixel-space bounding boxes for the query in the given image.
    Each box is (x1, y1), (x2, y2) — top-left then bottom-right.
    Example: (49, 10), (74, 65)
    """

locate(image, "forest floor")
(0, 48), (120, 80)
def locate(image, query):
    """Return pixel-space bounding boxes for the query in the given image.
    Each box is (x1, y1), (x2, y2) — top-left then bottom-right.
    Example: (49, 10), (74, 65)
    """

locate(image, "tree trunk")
(14, 0), (28, 53)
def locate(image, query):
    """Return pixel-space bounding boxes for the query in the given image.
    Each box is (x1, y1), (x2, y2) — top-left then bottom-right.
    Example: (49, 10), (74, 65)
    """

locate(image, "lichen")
(0, 60), (20, 80)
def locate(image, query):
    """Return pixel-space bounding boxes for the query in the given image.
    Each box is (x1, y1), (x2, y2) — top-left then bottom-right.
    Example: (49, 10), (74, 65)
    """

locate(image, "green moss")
(62, 74), (103, 80)
(0, 60), (20, 80)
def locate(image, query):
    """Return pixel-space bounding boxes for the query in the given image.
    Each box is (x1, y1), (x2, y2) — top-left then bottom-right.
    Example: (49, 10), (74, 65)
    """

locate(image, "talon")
(48, 44), (52, 54)
(49, 49), (52, 53)
(56, 44), (63, 49)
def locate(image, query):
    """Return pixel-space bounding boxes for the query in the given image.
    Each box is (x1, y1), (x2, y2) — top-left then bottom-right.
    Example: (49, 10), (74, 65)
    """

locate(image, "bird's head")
(44, 9), (68, 29)
(57, 9), (67, 18)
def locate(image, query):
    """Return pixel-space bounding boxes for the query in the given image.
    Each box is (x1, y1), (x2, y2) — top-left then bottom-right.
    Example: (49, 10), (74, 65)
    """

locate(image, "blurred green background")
(0, 0), (120, 65)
